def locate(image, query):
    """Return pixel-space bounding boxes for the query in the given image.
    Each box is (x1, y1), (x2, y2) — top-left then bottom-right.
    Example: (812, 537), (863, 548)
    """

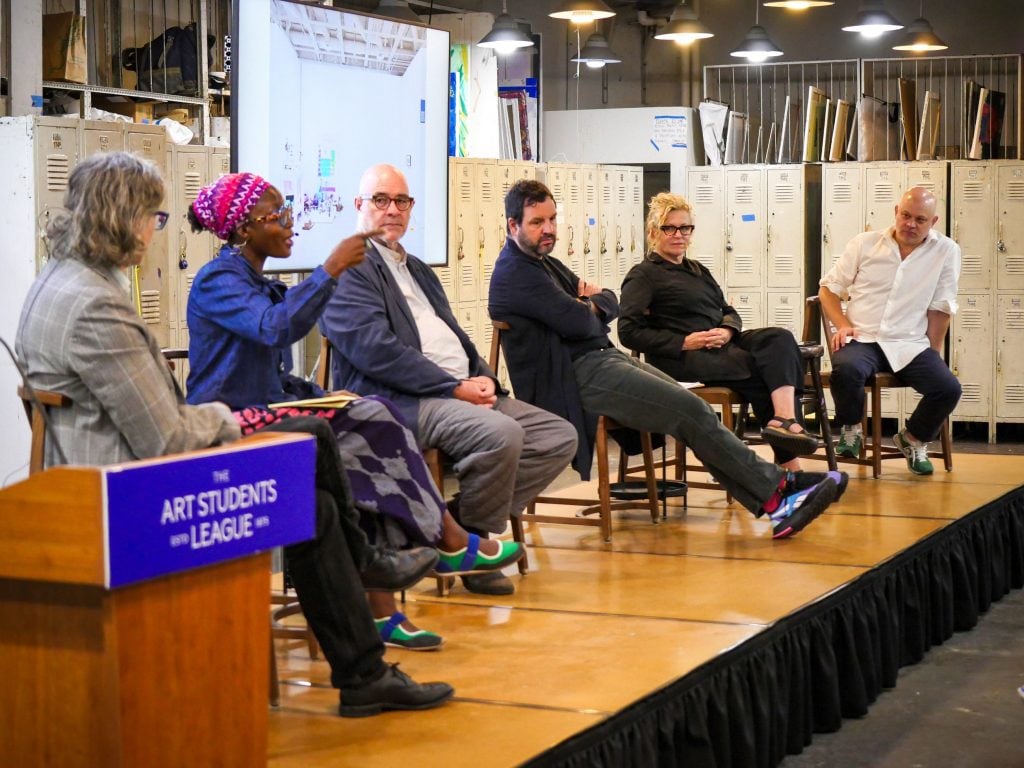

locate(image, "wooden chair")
(317, 334), (526, 597)
(803, 296), (953, 478)
(489, 320), (661, 542)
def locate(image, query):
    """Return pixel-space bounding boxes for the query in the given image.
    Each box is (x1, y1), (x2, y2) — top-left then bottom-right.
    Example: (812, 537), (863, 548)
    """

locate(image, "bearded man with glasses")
(618, 191), (819, 469)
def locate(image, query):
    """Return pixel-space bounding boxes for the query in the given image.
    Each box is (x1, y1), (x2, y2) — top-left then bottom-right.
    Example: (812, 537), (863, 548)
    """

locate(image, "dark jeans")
(573, 349), (784, 514)
(829, 342), (962, 443)
(259, 417), (385, 690)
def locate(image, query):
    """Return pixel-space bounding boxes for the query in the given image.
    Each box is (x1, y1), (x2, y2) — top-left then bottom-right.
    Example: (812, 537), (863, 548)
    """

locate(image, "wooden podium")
(0, 434), (315, 768)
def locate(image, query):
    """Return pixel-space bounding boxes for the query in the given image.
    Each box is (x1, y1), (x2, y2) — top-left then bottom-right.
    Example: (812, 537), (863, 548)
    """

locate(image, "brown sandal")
(761, 418), (820, 456)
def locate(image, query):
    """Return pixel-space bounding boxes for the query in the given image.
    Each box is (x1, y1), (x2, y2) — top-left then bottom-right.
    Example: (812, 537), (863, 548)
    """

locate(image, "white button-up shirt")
(377, 240), (471, 380)
(820, 226), (961, 372)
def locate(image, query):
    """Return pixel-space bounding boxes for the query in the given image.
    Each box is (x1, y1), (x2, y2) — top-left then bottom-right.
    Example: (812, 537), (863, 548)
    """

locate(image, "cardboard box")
(93, 96), (154, 122)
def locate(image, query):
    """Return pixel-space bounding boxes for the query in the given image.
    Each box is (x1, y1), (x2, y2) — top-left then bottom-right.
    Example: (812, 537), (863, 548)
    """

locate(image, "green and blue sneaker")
(835, 427), (863, 458)
(435, 534), (523, 576)
(893, 429), (934, 475)
(375, 612), (443, 651)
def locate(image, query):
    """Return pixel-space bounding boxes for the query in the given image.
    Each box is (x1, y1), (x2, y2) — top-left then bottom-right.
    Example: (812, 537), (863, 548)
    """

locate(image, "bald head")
(355, 163), (413, 245)
(893, 185), (939, 252)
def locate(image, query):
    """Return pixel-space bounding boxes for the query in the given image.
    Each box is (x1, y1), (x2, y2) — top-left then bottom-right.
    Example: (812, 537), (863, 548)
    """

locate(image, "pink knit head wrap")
(191, 172), (271, 241)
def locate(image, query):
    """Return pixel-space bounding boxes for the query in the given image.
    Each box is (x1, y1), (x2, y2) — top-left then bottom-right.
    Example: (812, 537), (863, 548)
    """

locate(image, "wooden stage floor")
(267, 448), (1024, 768)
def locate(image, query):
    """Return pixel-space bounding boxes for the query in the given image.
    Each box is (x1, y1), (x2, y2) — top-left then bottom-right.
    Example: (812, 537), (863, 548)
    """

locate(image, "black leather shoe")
(461, 570), (515, 595)
(339, 663), (454, 718)
(361, 546), (439, 592)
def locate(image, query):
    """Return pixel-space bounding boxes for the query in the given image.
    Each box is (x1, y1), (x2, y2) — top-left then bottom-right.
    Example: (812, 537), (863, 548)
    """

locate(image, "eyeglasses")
(361, 194), (414, 211)
(660, 224), (696, 236)
(250, 200), (294, 228)
(154, 211), (169, 230)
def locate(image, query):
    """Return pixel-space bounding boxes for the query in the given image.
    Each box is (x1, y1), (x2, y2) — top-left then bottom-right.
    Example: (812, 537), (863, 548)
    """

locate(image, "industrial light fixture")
(570, 31), (622, 68)
(892, 1), (947, 52)
(731, 0), (784, 62)
(549, 0), (616, 25)
(376, 0), (420, 23)
(654, 2), (714, 45)
(763, 1), (833, 8)
(478, 1), (535, 54)
(842, 0), (903, 38)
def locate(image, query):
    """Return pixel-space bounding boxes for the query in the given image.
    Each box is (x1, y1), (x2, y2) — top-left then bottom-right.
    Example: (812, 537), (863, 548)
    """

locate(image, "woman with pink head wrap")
(184, 173), (524, 650)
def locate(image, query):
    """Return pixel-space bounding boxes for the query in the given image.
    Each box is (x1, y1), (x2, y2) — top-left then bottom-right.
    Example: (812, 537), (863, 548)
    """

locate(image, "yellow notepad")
(268, 393), (359, 409)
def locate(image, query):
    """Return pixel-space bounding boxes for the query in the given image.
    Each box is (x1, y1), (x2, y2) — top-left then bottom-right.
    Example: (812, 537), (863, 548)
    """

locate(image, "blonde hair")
(645, 191), (692, 245)
(46, 152), (165, 268)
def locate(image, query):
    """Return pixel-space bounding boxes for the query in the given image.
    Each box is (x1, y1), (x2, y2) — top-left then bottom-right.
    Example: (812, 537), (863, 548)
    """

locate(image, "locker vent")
(734, 185), (754, 205)
(960, 383), (981, 404)
(1004, 385), (1024, 404)
(694, 186), (715, 205)
(774, 253), (797, 274)
(831, 183), (852, 204)
(773, 306), (796, 325)
(183, 172), (202, 200)
(602, 186), (612, 204)
(459, 178), (472, 201)
(479, 177), (495, 202)
(184, 274), (195, 297)
(959, 307), (984, 330)
(692, 253), (716, 272)
(633, 186), (642, 204)
(45, 155), (71, 191)
(617, 185), (627, 204)
(568, 183), (580, 204)
(732, 253), (755, 274)
(140, 290), (162, 324)
(872, 185), (895, 203)
(961, 253), (983, 276)
(774, 184), (795, 204)
(961, 181), (984, 201)
(1004, 255), (1024, 276)
(1004, 307), (1024, 329)
(1006, 181), (1024, 201)
(278, 274), (296, 287)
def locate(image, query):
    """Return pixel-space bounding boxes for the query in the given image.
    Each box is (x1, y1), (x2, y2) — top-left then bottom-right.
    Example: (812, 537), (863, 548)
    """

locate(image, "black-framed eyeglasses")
(250, 200), (294, 228)
(154, 211), (169, 230)
(361, 194), (414, 211)
(660, 224), (695, 236)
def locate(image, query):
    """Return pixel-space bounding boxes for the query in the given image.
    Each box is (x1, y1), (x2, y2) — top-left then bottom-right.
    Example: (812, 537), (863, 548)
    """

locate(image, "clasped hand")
(453, 376), (497, 407)
(683, 328), (732, 351)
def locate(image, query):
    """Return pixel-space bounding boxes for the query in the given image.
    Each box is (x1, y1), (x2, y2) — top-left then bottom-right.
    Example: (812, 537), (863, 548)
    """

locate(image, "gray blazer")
(15, 257), (237, 468)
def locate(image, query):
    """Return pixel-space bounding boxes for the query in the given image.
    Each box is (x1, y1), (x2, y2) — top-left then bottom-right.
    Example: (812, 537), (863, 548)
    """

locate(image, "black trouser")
(259, 417), (385, 689)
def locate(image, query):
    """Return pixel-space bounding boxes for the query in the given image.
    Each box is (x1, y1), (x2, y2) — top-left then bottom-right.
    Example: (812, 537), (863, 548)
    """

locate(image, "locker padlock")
(178, 237), (188, 270)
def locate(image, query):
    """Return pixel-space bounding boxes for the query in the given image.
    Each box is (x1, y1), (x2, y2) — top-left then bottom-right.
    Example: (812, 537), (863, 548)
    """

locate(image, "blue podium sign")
(102, 436), (316, 588)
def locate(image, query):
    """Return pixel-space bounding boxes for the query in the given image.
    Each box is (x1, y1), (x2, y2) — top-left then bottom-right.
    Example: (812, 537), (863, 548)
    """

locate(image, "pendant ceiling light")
(376, 0), (420, 23)
(763, 1), (833, 8)
(731, 0), (784, 63)
(571, 30), (622, 68)
(842, 0), (903, 38)
(549, 0), (616, 25)
(892, 1), (948, 52)
(654, 2), (714, 45)
(478, 1), (534, 54)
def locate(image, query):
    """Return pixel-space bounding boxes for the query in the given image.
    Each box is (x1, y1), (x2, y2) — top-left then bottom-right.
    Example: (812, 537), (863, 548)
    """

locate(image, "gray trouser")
(417, 396), (578, 533)
(573, 348), (784, 514)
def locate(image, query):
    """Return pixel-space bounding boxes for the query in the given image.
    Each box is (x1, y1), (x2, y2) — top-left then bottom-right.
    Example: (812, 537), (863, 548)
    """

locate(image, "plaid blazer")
(15, 257), (236, 468)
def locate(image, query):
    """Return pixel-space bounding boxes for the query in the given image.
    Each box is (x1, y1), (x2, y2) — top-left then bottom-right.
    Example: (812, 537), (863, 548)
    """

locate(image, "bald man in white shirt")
(819, 186), (962, 475)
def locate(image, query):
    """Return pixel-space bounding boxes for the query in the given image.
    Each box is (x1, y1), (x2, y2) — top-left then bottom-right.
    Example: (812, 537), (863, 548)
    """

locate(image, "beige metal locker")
(950, 293), (993, 423)
(727, 290), (763, 330)
(596, 166), (617, 290)
(32, 118), (80, 269)
(766, 291), (802, 339)
(822, 164), (863, 276)
(725, 166), (763, 289)
(951, 161), (994, 292)
(905, 160), (948, 234)
(79, 119), (124, 157)
(580, 165), (601, 285)
(686, 166), (725, 283)
(625, 166), (644, 273)
(168, 145), (214, 348)
(766, 165), (805, 291)
(449, 158), (478, 307)
(863, 162), (902, 233)
(127, 124), (171, 348)
(996, 163), (1024, 291)
(996, 294), (1024, 419)
(540, 162), (573, 271)
(476, 160), (502, 303)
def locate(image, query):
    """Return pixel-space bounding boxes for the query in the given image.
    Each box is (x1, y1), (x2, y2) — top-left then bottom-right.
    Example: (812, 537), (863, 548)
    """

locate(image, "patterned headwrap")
(191, 172), (271, 241)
